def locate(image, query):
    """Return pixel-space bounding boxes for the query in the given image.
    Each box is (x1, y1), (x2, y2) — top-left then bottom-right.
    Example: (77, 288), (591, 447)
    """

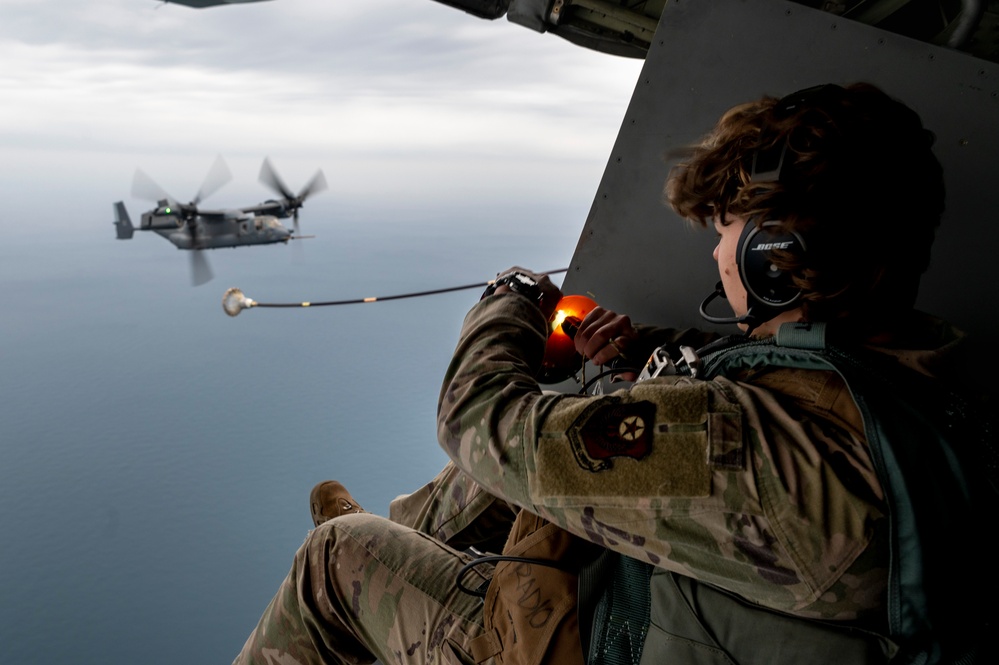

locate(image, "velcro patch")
(533, 378), (741, 508)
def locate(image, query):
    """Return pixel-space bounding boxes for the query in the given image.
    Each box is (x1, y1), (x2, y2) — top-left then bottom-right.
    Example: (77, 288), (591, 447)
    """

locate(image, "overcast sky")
(0, 8), (643, 659)
(0, 10), (644, 661)
(1, 0), (643, 225)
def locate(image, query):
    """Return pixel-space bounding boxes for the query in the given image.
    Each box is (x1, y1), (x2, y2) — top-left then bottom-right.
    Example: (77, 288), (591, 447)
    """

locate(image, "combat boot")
(309, 480), (365, 527)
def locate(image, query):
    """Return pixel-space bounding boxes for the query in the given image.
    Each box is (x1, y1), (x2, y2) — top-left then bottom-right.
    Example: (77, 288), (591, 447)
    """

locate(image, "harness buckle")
(637, 345), (702, 381)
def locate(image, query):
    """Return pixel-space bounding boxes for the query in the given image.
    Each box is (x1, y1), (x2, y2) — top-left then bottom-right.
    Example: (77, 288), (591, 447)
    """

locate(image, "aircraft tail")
(113, 201), (134, 240)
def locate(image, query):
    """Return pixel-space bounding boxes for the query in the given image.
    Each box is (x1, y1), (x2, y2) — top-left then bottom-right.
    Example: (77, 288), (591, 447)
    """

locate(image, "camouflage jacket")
(436, 294), (960, 624)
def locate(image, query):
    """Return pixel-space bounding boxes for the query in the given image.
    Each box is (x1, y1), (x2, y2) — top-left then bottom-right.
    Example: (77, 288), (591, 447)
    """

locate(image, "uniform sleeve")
(437, 294), (736, 510)
(437, 294), (882, 617)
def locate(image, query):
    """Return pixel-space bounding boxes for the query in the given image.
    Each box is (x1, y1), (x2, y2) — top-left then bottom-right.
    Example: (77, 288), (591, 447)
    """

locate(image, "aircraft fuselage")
(153, 213), (291, 250)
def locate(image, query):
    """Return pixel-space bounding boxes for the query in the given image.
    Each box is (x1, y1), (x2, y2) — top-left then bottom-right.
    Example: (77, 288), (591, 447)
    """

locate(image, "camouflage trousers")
(234, 463), (516, 665)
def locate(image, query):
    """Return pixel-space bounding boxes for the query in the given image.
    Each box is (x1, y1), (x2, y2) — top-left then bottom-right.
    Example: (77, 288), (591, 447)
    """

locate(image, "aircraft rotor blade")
(258, 157), (294, 202)
(297, 169), (328, 202)
(192, 154), (232, 206)
(291, 218), (305, 262)
(188, 214), (201, 250)
(190, 249), (213, 287)
(132, 168), (175, 203)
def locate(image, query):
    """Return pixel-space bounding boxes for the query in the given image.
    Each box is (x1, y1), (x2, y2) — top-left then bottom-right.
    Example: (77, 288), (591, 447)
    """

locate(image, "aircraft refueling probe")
(220, 271), (614, 383)
(221, 269), (570, 317)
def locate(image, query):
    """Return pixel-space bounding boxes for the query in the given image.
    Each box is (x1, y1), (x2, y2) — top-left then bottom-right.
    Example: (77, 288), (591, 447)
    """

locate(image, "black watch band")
(481, 272), (544, 302)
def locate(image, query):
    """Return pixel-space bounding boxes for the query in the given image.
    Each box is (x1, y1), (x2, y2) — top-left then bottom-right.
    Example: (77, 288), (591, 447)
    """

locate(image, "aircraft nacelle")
(431, 0), (662, 58)
(251, 199), (291, 219)
(140, 205), (184, 230)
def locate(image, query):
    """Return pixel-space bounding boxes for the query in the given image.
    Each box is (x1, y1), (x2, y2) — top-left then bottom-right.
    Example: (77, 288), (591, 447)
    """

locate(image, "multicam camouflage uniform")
(235, 293), (963, 664)
(438, 294), (894, 623)
(232, 457), (517, 665)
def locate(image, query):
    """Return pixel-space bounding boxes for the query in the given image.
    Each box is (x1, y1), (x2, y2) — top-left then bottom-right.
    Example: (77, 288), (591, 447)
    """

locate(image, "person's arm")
(437, 289), (735, 502)
(437, 291), (881, 616)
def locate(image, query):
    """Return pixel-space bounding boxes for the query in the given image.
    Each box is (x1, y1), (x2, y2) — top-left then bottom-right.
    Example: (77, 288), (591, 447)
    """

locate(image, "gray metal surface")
(564, 0), (998, 363)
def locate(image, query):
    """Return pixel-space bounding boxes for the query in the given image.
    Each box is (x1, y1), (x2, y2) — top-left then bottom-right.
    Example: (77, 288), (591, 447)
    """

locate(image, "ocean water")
(0, 193), (587, 664)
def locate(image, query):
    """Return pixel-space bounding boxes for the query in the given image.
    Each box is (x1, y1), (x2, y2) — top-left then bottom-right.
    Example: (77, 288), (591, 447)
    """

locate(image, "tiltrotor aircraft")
(166, 0), (997, 64)
(113, 156), (326, 286)
(160, 0), (271, 7)
(432, 1), (998, 62)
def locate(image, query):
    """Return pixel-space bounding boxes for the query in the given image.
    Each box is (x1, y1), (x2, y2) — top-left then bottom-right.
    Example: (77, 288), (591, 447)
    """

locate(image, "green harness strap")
(583, 552), (653, 665)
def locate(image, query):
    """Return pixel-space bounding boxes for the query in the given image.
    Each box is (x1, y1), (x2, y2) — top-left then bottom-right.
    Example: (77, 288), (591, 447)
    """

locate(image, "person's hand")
(573, 306), (639, 373)
(490, 267), (563, 321)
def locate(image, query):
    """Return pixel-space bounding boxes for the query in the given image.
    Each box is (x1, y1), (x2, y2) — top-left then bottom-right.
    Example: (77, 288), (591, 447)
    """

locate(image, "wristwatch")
(481, 271), (544, 303)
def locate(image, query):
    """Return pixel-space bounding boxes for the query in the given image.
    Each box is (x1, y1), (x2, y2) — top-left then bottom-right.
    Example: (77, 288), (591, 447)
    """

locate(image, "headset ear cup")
(737, 220), (806, 310)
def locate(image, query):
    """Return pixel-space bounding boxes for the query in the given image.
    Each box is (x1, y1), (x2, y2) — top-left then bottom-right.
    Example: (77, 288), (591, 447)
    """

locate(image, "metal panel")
(564, 0), (999, 374)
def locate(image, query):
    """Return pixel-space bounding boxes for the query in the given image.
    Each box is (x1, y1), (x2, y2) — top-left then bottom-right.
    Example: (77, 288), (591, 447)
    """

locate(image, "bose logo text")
(752, 241), (794, 251)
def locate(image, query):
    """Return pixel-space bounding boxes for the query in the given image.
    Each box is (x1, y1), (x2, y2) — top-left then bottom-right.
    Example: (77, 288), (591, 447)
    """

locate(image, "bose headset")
(697, 85), (840, 333)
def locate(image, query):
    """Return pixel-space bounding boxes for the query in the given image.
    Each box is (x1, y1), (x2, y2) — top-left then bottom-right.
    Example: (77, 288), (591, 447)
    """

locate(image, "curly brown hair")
(666, 83), (944, 323)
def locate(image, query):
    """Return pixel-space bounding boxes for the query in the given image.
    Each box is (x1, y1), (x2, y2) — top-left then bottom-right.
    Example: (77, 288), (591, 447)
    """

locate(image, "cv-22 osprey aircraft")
(159, 0), (272, 7)
(114, 156), (326, 286)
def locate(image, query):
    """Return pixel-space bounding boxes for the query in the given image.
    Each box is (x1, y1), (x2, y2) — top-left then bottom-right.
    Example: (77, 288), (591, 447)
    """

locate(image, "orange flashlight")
(539, 295), (598, 383)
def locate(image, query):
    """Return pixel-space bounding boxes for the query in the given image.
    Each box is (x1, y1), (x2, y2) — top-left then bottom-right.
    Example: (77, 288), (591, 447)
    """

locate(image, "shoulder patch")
(568, 398), (656, 472)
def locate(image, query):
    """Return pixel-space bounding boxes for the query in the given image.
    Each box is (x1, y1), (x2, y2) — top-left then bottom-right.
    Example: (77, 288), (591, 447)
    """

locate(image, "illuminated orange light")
(550, 308), (568, 333)
(540, 295), (598, 383)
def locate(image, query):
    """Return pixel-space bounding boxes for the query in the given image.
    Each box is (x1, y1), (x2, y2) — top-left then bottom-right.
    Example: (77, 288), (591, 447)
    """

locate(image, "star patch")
(568, 399), (656, 472)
